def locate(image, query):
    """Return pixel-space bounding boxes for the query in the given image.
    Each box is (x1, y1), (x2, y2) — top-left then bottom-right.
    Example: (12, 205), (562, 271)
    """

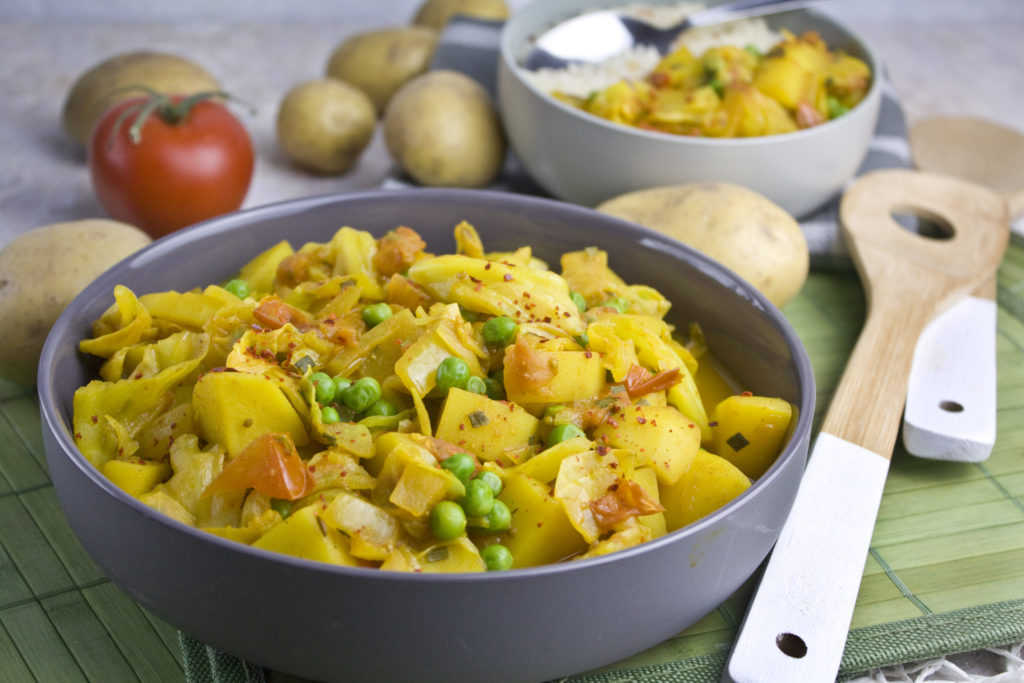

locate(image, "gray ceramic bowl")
(499, 0), (883, 218)
(38, 189), (814, 683)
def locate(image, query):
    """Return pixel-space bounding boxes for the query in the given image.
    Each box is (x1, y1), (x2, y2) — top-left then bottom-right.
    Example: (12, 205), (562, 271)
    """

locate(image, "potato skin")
(276, 79), (377, 175)
(597, 182), (809, 307)
(325, 27), (438, 114)
(412, 0), (509, 30)
(383, 70), (505, 188)
(0, 219), (151, 386)
(62, 51), (220, 146)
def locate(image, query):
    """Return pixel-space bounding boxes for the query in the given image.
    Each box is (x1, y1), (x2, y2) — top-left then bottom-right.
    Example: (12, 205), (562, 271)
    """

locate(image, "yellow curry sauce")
(72, 221), (793, 571)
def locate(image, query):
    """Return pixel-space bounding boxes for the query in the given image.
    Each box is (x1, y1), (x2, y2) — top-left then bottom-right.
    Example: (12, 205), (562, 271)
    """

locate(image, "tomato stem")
(107, 88), (256, 147)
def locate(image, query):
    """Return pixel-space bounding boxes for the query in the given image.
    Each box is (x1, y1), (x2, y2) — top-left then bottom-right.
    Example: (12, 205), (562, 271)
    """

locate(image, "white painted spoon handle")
(722, 433), (889, 682)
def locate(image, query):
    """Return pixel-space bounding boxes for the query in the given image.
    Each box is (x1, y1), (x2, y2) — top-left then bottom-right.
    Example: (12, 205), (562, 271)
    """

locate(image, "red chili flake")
(309, 465), (317, 472)
(537, 522), (544, 528)
(741, 391), (753, 396)
(607, 418), (619, 428)
(688, 423), (696, 429)
(543, 316), (551, 323)
(503, 273), (513, 281)
(90, 415), (98, 424)
(459, 424), (466, 431)
(708, 421), (718, 427)
(469, 275), (482, 284)
(523, 292), (531, 299)
(636, 416), (647, 424)
(74, 432), (82, 439)
(485, 263), (492, 270)
(596, 445), (609, 456)
(563, 312), (571, 318)
(584, 351), (593, 358)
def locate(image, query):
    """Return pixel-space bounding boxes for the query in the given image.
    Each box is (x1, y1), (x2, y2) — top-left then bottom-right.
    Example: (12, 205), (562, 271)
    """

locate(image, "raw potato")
(325, 27), (439, 114)
(412, 0), (510, 30)
(0, 219), (152, 386)
(597, 183), (809, 307)
(62, 51), (220, 146)
(384, 70), (505, 188)
(276, 79), (377, 175)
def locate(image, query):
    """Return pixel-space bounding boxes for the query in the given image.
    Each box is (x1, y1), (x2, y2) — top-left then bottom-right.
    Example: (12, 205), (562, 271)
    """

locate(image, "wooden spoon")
(910, 116), (1024, 216)
(724, 169), (1009, 682)
(902, 116), (1024, 461)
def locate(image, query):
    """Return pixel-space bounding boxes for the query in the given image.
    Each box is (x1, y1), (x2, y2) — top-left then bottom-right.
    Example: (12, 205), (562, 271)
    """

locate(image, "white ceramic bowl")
(498, 0), (883, 218)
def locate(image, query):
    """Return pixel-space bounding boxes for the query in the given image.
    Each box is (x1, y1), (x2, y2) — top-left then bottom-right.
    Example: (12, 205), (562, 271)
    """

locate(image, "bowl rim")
(499, 1), (884, 147)
(38, 187), (816, 585)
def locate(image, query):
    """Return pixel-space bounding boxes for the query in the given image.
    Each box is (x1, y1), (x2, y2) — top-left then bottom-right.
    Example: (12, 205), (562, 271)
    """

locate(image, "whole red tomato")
(88, 93), (255, 238)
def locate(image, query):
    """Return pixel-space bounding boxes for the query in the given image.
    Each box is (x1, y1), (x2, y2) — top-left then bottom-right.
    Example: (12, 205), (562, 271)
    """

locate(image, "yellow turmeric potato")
(434, 387), (540, 465)
(191, 371), (309, 457)
(102, 458), (172, 498)
(592, 404), (702, 485)
(253, 504), (359, 566)
(497, 472), (587, 567)
(660, 449), (751, 531)
(710, 394), (794, 479)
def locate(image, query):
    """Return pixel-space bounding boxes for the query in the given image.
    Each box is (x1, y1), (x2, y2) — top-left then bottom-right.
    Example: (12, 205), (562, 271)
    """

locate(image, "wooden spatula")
(723, 168), (1009, 682)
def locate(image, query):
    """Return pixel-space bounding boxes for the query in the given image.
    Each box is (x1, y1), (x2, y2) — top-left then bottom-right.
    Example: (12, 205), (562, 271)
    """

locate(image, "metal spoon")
(522, 0), (839, 71)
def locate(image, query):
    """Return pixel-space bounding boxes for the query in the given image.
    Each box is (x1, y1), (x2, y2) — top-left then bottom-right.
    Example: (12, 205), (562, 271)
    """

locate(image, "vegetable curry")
(556, 30), (871, 137)
(72, 222), (793, 572)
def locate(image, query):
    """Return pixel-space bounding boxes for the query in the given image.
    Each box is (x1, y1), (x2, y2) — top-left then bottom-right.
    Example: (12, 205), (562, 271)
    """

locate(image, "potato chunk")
(660, 449), (751, 531)
(102, 458), (172, 498)
(192, 371), (309, 457)
(710, 395), (793, 479)
(252, 504), (359, 566)
(434, 388), (540, 465)
(592, 404), (701, 485)
(497, 472), (586, 568)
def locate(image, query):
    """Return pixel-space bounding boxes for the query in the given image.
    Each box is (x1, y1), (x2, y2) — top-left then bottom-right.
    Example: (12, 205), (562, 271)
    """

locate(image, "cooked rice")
(524, 2), (783, 99)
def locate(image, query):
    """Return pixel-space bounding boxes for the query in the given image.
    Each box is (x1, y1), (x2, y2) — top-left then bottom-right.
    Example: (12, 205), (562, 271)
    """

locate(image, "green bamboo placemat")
(3, 241), (1024, 682)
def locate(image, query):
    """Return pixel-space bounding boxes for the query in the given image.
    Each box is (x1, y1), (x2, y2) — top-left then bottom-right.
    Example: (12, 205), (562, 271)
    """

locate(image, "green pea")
(441, 452), (476, 483)
(548, 422), (585, 446)
(477, 470), (502, 496)
(224, 278), (249, 299)
(461, 477), (494, 517)
(321, 405), (341, 424)
(333, 377), (352, 392)
(430, 501), (467, 541)
(570, 291), (587, 312)
(483, 499), (512, 532)
(605, 297), (630, 313)
(465, 376), (488, 395)
(481, 543), (514, 571)
(827, 95), (849, 119)
(270, 499), (291, 519)
(435, 356), (471, 395)
(309, 371), (336, 405)
(361, 302), (393, 327)
(340, 376), (382, 413)
(361, 399), (397, 417)
(482, 315), (518, 347)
